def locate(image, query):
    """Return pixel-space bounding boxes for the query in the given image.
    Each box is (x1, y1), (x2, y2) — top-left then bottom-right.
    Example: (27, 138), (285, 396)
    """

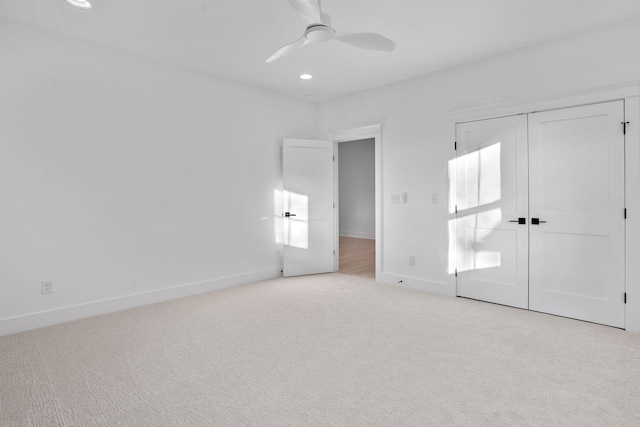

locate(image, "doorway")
(281, 126), (382, 279)
(337, 138), (376, 278)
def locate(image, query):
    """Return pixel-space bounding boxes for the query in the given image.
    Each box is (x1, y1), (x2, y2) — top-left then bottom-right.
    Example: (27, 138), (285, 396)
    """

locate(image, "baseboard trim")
(377, 272), (455, 297)
(0, 268), (282, 338)
(339, 231), (375, 240)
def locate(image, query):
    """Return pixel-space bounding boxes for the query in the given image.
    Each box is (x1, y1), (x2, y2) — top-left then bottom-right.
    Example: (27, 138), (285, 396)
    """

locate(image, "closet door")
(455, 115), (529, 309)
(529, 101), (625, 328)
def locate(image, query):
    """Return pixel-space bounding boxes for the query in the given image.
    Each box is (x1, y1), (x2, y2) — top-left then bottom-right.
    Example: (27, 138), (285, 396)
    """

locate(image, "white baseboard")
(376, 272), (455, 297)
(0, 268), (282, 338)
(339, 230), (375, 240)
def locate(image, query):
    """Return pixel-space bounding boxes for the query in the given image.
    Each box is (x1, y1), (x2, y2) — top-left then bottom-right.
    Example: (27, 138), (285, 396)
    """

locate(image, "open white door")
(282, 138), (335, 277)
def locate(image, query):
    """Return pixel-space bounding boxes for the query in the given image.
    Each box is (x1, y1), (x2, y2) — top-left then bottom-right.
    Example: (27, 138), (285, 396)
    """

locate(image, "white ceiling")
(2, 0), (640, 102)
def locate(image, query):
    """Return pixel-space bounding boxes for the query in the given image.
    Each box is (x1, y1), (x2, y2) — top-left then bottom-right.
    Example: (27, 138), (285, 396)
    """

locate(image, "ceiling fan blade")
(334, 31), (396, 52)
(288, 0), (325, 26)
(266, 36), (309, 63)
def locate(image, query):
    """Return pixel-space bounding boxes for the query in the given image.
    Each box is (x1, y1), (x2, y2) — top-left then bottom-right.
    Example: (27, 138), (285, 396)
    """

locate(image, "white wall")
(317, 16), (640, 305)
(0, 21), (317, 335)
(338, 138), (375, 239)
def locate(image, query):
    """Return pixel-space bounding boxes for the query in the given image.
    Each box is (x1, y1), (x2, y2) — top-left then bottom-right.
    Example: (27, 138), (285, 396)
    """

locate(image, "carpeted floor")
(1, 273), (640, 426)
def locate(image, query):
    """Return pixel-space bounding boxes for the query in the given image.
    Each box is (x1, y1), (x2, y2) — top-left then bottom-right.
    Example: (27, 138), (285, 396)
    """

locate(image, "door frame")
(446, 81), (640, 332)
(329, 125), (383, 279)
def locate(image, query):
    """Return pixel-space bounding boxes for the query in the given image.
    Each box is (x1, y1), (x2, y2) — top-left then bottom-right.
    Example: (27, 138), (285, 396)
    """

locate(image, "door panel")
(528, 101), (625, 328)
(455, 115), (529, 309)
(283, 139), (335, 277)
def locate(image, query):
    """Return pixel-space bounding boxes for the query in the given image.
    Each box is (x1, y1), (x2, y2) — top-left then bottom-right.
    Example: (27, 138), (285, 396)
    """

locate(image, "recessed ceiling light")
(66, 0), (92, 9)
(299, 74), (313, 80)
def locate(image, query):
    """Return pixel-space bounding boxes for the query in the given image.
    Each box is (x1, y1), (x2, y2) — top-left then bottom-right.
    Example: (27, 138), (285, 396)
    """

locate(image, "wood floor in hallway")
(339, 236), (375, 279)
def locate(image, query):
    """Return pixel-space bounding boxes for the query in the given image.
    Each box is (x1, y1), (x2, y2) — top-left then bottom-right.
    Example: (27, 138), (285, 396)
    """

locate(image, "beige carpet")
(1, 273), (640, 426)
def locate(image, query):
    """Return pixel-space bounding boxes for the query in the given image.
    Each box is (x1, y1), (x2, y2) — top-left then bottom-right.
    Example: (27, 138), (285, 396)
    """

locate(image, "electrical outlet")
(41, 280), (53, 294)
(276, 248), (283, 258)
(402, 192), (408, 204)
(391, 194), (400, 204)
(409, 256), (415, 266)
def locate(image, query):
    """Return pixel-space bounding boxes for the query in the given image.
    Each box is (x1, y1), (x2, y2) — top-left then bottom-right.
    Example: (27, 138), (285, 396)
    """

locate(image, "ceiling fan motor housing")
(305, 25), (334, 43)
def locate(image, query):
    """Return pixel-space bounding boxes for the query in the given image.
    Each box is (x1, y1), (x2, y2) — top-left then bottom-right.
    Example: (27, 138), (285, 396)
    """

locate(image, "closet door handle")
(531, 218), (547, 225)
(509, 218), (526, 224)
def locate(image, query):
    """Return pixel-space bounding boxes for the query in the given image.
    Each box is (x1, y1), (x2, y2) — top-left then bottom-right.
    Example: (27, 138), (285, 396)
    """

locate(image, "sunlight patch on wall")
(274, 189), (283, 245)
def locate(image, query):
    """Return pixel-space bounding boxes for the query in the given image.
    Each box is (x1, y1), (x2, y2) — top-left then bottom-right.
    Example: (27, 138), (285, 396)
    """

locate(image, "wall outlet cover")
(41, 280), (53, 294)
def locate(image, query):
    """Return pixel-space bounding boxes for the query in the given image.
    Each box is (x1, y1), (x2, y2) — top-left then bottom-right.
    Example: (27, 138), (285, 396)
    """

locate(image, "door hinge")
(333, 155), (335, 161)
(455, 205), (458, 214)
(454, 141), (457, 150)
(333, 203), (335, 208)
(455, 268), (458, 277)
(333, 250), (336, 256)
(622, 121), (630, 135)
(625, 208), (627, 219)
(624, 293), (627, 304)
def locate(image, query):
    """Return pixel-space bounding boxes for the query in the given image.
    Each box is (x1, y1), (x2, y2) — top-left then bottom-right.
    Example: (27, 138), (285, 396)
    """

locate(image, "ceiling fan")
(266, 0), (396, 63)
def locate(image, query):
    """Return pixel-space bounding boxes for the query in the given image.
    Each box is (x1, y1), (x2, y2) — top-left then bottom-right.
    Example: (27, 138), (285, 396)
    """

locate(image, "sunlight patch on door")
(453, 208), (503, 273)
(449, 142), (501, 213)
(448, 141), (503, 274)
(283, 190), (309, 249)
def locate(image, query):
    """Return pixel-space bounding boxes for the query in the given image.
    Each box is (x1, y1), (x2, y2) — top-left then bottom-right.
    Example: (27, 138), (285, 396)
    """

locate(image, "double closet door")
(454, 101), (626, 328)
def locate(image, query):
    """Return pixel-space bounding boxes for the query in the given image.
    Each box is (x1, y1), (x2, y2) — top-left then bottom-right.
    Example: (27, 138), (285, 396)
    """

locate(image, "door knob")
(509, 218), (526, 224)
(531, 218), (547, 225)
(284, 212), (296, 218)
